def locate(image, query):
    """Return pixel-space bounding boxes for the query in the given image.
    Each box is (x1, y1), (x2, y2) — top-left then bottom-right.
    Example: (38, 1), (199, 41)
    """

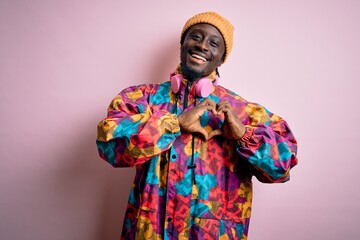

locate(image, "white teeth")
(191, 54), (207, 62)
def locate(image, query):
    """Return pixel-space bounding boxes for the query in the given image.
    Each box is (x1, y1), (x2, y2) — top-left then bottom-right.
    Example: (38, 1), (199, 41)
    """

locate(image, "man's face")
(180, 23), (225, 81)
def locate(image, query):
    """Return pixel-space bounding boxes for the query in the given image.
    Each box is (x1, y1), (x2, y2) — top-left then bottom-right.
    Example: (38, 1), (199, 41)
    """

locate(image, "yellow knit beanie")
(181, 11), (234, 62)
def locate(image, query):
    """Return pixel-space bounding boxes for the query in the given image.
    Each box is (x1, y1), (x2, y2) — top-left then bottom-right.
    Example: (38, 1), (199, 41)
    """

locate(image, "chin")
(181, 63), (205, 81)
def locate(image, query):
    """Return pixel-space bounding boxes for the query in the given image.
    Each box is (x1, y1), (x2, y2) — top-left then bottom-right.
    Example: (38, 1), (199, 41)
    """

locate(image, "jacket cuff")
(237, 127), (254, 148)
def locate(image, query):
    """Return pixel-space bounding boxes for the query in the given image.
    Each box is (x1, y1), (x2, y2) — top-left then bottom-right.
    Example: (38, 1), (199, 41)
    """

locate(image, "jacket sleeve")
(96, 84), (181, 167)
(236, 103), (298, 183)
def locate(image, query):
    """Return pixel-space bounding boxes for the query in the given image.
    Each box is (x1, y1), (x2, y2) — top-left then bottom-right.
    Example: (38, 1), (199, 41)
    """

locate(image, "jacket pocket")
(135, 208), (165, 240)
(190, 217), (248, 239)
(190, 198), (251, 221)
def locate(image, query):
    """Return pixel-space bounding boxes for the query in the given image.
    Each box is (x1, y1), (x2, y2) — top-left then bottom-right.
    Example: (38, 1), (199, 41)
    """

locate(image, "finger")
(201, 98), (216, 106)
(217, 105), (231, 115)
(197, 128), (209, 140)
(199, 99), (218, 114)
(216, 100), (230, 108)
(217, 104), (236, 118)
(208, 129), (222, 139)
(184, 104), (214, 119)
(216, 101), (232, 113)
(194, 104), (216, 117)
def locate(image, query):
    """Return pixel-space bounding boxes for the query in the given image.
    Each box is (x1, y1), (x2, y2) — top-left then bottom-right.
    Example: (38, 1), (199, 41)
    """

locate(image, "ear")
(220, 52), (225, 66)
(218, 60), (224, 67)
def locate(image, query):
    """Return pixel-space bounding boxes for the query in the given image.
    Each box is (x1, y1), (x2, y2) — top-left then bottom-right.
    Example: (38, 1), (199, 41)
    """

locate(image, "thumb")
(197, 128), (209, 141)
(208, 129), (222, 139)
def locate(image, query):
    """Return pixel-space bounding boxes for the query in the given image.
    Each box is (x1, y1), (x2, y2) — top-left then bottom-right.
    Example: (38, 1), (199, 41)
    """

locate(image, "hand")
(208, 101), (246, 140)
(178, 98), (218, 140)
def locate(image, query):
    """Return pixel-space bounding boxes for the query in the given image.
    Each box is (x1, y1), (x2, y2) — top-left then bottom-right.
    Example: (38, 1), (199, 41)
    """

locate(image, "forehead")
(186, 23), (224, 41)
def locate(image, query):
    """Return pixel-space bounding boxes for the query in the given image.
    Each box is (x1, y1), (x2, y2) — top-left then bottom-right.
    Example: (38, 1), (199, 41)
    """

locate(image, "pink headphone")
(170, 73), (218, 98)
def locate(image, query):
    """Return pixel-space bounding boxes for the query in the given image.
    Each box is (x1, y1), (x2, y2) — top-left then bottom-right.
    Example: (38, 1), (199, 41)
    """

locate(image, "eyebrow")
(189, 28), (222, 40)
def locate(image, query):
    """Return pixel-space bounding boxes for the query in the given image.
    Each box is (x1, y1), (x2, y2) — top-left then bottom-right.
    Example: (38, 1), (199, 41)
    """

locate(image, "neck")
(176, 64), (217, 82)
(181, 64), (204, 82)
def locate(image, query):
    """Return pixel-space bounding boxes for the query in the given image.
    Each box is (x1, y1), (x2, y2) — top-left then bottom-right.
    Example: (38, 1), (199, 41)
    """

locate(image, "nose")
(196, 39), (209, 51)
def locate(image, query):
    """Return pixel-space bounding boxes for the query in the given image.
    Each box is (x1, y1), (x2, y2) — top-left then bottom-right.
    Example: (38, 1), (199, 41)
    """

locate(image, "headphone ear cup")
(170, 74), (215, 97)
(195, 78), (213, 98)
(170, 74), (182, 94)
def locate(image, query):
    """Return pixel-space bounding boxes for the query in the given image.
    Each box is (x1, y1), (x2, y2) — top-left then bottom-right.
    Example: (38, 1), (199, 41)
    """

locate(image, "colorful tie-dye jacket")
(96, 77), (298, 240)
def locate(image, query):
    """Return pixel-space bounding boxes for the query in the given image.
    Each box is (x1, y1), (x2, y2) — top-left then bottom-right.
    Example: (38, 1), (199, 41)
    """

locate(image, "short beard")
(181, 64), (204, 82)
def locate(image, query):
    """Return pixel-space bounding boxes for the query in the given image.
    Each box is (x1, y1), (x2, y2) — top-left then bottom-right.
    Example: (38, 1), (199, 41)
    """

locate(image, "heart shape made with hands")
(178, 99), (245, 141)
(200, 110), (225, 139)
(178, 102), (225, 140)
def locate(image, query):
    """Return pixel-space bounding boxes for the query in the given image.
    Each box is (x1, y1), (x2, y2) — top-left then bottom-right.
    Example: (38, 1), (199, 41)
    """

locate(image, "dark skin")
(178, 24), (246, 140)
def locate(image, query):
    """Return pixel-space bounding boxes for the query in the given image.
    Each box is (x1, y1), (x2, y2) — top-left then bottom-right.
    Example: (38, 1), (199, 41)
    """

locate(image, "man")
(96, 11), (298, 240)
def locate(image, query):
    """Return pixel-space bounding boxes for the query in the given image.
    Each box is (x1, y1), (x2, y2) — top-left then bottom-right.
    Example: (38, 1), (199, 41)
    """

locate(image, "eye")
(210, 41), (219, 47)
(190, 34), (202, 41)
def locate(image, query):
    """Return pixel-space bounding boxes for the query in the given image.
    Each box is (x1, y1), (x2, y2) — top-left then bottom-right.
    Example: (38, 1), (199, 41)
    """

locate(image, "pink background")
(1, 1), (359, 239)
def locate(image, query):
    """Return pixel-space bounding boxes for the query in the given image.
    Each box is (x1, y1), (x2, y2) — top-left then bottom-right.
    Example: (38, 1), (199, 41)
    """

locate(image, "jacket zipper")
(183, 81), (197, 184)
(183, 81), (192, 109)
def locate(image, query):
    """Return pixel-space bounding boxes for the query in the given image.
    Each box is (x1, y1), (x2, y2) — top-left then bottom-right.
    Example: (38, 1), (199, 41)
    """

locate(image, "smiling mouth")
(190, 53), (208, 62)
